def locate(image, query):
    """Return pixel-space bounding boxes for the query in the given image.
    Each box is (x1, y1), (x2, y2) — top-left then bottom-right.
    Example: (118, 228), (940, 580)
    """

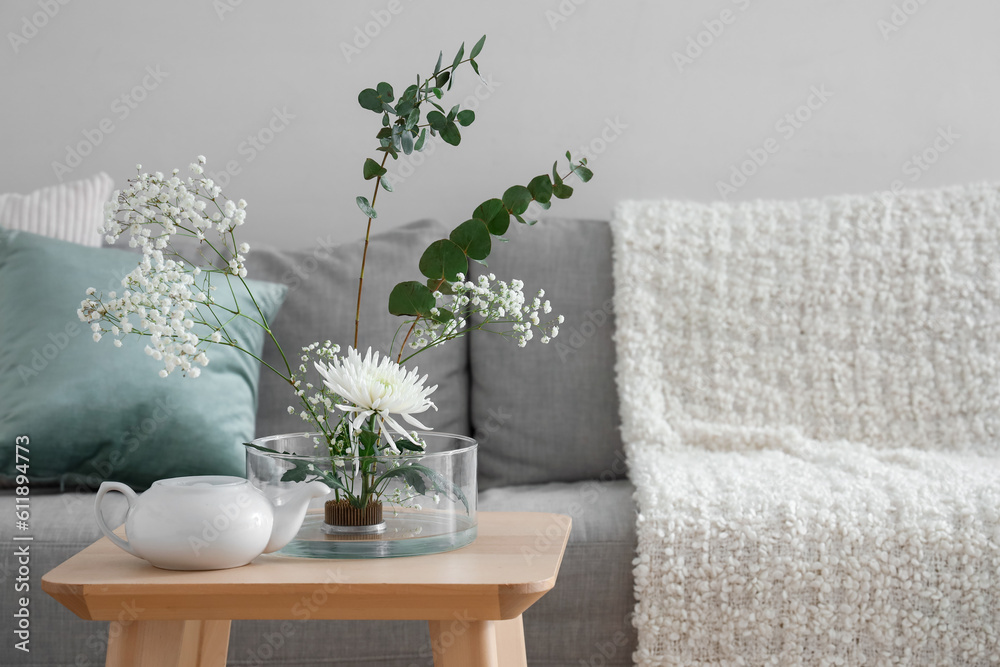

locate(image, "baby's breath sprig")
(399, 272), (563, 361)
(79, 158), (332, 442)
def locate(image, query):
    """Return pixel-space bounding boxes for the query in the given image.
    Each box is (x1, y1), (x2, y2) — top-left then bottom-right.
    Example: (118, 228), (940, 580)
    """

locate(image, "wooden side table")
(42, 511), (571, 667)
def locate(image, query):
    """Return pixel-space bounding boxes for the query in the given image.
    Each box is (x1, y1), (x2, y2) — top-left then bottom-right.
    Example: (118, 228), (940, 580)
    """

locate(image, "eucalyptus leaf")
(473, 198), (510, 235)
(502, 185), (532, 216)
(363, 158), (387, 180)
(449, 219), (492, 261)
(572, 165), (594, 183)
(451, 43), (465, 71)
(415, 128), (427, 151)
(440, 122), (461, 146)
(431, 307), (455, 323)
(428, 277), (454, 295)
(358, 88), (383, 113)
(419, 239), (468, 281)
(380, 176), (394, 192)
(356, 195), (377, 218)
(388, 281), (436, 317)
(433, 51), (443, 75)
(470, 34), (486, 59)
(456, 110), (475, 127)
(528, 175), (553, 204)
(376, 81), (394, 102)
(400, 131), (414, 155)
(426, 110), (447, 131)
(405, 108), (420, 130)
(552, 183), (574, 199)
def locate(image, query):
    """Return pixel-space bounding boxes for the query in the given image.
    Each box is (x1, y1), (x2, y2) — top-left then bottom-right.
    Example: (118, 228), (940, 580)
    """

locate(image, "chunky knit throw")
(611, 185), (1000, 666)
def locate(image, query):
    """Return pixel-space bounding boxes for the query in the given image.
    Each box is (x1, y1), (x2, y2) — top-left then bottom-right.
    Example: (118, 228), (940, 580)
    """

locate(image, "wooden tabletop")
(42, 511), (572, 623)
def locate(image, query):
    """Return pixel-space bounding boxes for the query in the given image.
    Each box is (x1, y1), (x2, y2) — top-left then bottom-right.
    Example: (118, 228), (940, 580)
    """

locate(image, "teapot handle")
(95, 482), (138, 556)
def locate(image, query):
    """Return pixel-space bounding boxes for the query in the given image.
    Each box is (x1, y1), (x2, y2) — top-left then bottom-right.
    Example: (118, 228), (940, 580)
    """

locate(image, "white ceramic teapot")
(95, 475), (330, 570)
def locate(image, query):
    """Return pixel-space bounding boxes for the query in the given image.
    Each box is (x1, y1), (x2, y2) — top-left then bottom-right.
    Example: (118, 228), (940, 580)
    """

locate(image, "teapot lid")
(153, 475), (248, 489)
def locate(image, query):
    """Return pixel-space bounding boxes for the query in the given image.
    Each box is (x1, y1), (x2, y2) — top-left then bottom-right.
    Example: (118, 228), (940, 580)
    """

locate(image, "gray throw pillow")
(246, 220), (470, 440)
(469, 218), (625, 489)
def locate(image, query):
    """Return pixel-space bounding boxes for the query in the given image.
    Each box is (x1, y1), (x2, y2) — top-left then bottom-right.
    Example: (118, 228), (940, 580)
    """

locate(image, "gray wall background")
(3, 0), (997, 249)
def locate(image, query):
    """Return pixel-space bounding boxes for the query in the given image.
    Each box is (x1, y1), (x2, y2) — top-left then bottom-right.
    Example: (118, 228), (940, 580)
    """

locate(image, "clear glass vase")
(245, 432), (477, 558)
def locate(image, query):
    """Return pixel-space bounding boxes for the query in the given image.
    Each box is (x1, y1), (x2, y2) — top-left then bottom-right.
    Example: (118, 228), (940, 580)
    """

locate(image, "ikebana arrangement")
(79, 36), (592, 542)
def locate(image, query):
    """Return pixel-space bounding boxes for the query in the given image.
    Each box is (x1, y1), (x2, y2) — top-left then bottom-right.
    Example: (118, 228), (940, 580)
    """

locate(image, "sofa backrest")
(251, 217), (625, 490)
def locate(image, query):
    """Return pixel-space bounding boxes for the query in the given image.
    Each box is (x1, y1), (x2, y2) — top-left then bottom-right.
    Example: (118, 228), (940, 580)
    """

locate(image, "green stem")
(354, 150), (392, 350)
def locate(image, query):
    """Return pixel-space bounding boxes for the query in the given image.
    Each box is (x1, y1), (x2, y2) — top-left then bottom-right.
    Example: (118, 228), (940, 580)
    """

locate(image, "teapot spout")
(263, 481), (331, 553)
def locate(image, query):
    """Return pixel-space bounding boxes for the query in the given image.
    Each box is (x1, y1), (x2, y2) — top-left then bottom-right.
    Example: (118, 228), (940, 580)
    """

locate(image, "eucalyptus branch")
(354, 150), (391, 349)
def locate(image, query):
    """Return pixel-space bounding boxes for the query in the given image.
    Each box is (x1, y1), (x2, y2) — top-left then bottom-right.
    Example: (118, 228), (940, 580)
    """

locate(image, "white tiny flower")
(92, 332), (102, 342)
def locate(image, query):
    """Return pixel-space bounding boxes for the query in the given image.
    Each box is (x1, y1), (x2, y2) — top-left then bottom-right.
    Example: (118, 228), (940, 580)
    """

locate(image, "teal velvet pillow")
(0, 228), (287, 489)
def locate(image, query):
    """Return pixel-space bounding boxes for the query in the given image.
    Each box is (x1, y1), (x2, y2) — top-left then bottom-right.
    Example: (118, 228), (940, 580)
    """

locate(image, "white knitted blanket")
(611, 185), (1000, 666)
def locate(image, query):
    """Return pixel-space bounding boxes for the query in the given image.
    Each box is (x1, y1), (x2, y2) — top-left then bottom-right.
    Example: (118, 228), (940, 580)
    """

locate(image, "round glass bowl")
(245, 432), (477, 558)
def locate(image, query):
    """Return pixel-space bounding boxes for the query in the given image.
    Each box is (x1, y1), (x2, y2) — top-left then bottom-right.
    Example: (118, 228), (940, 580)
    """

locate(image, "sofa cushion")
(0, 172), (113, 247)
(470, 218), (624, 489)
(244, 219), (470, 439)
(0, 228), (286, 489)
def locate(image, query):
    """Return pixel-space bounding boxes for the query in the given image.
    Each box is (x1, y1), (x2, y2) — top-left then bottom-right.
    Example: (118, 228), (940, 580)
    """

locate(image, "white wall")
(3, 0), (998, 249)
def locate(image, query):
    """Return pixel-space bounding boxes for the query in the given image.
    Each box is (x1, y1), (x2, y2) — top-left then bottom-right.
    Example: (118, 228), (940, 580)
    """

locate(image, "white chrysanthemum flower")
(314, 346), (437, 453)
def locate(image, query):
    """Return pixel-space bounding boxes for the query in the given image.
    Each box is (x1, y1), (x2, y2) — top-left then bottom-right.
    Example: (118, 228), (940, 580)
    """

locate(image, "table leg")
(495, 615), (528, 667)
(105, 619), (230, 667)
(429, 618), (498, 667)
(429, 615), (528, 667)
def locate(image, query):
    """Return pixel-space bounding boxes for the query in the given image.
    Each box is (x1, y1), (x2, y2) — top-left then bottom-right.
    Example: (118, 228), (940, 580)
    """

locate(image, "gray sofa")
(1, 218), (638, 666)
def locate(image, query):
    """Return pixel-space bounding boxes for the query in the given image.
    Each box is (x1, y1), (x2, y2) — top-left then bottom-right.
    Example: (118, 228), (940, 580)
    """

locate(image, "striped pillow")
(0, 173), (114, 247)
